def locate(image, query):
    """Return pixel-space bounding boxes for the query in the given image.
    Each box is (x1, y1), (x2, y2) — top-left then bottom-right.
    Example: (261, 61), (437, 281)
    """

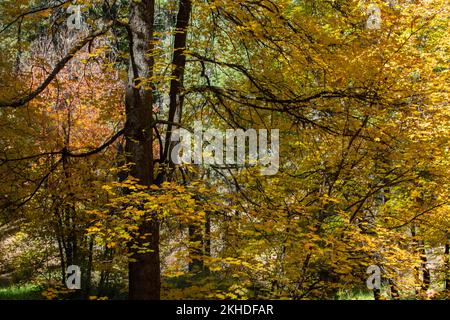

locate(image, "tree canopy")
(0, 0), (448, 300)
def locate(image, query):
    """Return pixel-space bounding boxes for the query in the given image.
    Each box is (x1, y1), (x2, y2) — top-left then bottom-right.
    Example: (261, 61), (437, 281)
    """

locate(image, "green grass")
(0, 284), (42, 300)
(337, 289), (375, 300)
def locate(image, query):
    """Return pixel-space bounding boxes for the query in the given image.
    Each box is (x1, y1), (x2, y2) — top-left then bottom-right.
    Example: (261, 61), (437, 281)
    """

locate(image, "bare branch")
(0, 22), (112, 108)
(0, 0), (70, 35)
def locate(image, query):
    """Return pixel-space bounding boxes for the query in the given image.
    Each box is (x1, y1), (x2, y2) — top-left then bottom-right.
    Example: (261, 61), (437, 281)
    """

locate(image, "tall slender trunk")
(204, 211), (211, 268)
(163, 0), (192, 164)
(445, 243), (449, 292)
(389, 278), (400, 300)
(418, 239), (431, 293)
(125, 0), (160, 300)
(411, 226), (431, 296)
(165, 0), (195, 273)
(373, 288), (381, 300)
(84, 237), (94, 298)
(157, 0), (198, 275)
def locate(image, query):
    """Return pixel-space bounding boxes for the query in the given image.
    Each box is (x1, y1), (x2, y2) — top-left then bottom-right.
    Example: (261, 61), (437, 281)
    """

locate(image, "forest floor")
(0, 284), (42, 300)
(0, 283), (378, 300)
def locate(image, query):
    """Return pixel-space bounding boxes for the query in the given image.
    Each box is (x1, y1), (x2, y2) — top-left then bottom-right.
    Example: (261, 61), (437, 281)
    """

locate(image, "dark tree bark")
(389, 278), (400, 300)
(411, 226), (431, 296)
(124, 0), (160, 300)
(373, 288), (381, 300)
(204, 211), (211, 266)
(84, 237), (94, 299)
(163, 0), (192, 163)
(418, 239), (431, 293)
(124, 0), (193, 299)
(445, 243), (449, 292)
(166, 0), (198, 274)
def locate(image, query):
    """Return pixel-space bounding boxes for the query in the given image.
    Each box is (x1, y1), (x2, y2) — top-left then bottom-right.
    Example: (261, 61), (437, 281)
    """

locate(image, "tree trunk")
(204, 211), (211, 273)
(165, 0), (196, 275)
(125, 0), (160, 300)
(84, 237), (94, 299)
(445, 243), (449, 292)
(418, 239), (431, 293)
(373, 288), (381, 300)
(389, 278), (400, 300)
(163, 0), (192, 163)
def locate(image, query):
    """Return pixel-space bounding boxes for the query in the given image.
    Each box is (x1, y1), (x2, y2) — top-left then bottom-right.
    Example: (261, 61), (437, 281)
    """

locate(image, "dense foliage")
(0, 0), (448, 300)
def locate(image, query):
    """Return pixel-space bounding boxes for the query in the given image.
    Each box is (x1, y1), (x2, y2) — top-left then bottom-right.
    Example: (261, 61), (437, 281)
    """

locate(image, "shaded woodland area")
(0, 0), (448, 300)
